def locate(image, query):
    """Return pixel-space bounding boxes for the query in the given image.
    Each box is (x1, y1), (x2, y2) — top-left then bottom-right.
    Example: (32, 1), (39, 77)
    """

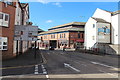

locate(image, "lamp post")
(34, 40), (37, 59)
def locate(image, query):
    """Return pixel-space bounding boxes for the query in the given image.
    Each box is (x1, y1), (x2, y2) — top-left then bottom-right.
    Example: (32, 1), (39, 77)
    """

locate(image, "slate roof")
(112, 10), (120, 15)
(91, 17), (110, 23)
(39, 27), (84, 35)
(49, 22), (86, 30)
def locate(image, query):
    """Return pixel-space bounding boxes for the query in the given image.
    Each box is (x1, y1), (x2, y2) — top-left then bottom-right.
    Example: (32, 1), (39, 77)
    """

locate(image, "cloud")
(46, 20), (53, 23)
(53, 2), (62, 7)
(36, 0), (48, 4)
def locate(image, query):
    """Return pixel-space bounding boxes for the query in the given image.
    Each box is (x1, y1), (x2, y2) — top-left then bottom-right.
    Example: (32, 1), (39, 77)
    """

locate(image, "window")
(0, 12), (9, 27)
(0, 37), (8, 50)
(81, 33), (84, 38)
(60, 34), (62, 38)
(5, 14), (9, 21)
(51, 34), (55, 39)
(6, 2), (13, 5)
(44, 35), (47, 39)
(92, 36), (95, 40)
(93, 24), (95, 28)
(78, 33), (80, 38)
(64, 34), (66, 38)
(62, 34), (63, 38)
(0, 13), (3, 19)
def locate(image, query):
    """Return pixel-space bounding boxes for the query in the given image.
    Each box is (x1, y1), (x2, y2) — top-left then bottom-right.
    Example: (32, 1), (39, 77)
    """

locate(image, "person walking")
(63, 44), (66, 52)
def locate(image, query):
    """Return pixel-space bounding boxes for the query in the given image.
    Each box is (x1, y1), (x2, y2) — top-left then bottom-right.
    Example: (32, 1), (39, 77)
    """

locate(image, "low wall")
(97, 44), (120, 55)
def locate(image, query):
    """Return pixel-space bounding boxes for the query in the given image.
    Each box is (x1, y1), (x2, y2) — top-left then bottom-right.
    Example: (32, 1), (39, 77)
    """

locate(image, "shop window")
(0, 37), (8, 50)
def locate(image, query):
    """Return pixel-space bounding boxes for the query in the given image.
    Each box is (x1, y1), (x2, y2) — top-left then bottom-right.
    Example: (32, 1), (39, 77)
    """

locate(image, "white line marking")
(46, 75), (49, 78)
(81, 64), (87, 67)
(0, 77), (2, 80)
(34, 65), (39, 75)
(64, 63), (80, 72)
(91, 61), (117, 69)
(41, 65), (47, 74)
(99, 70), (118, 78)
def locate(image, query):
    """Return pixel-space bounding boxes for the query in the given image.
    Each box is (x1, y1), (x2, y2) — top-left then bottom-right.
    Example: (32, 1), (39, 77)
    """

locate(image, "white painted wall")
(15, 2), (22, 25)
(92, 8), (112, 23)
(111, 14), (120, 44)
(84, 17), (97, 49)
(23, 5), (29, 25)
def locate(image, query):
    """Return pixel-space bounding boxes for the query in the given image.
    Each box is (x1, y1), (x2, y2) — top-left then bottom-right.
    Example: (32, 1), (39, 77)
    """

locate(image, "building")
(38, 22), (85, 49)
(13, 1), (31, 55)
(84, 8), (120, 55)
(0, 0), (34, 59)
(0, 1), (16, 59)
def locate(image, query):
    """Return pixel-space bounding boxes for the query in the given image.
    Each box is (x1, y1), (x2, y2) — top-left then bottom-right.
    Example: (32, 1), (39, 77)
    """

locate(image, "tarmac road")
(1, 50), (119, 80)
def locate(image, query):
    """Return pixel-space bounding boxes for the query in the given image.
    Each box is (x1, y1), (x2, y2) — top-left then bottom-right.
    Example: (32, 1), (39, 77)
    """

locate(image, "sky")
(21, 1), (119, 31)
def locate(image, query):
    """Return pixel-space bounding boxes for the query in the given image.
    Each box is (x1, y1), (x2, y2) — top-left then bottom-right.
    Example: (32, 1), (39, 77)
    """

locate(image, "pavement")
(1, 49), (43, 76)
(2, 49), (43, 67)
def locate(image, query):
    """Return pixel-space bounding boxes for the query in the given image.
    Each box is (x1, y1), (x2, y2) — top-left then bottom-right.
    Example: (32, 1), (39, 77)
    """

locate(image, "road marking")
(81, 64), (87, 67)
(91, 61), (117, 69)
(41, 65), (47, 74)
(41, 53), (47, 64)
(0, 77), (2, 80)
(64, 63), (80, 72)
(46, 75), (49, 78)
(34, 65), (39, 75)
(99, 70), (118, 78)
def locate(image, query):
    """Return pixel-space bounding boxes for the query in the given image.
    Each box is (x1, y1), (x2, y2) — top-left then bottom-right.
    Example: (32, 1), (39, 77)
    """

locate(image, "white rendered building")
(84, 8), (120, 55)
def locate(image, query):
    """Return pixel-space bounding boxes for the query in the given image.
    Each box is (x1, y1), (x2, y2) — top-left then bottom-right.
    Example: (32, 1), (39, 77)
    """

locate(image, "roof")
(39, 27), (84, 35)
(20, 3), (28, 8)
(112, 10), (120, 15)
(38, 28), (44, 33)
(49, 22), (86, 30)
(102, 9), (112, 13)
(91, 17), (110, 23)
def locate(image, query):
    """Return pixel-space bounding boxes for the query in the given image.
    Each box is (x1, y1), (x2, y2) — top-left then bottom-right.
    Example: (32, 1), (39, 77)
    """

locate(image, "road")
(1, 50), (119, 80)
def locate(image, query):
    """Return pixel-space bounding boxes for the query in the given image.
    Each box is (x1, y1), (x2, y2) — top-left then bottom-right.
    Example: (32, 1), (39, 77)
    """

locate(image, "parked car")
(49, 46), (54, 50)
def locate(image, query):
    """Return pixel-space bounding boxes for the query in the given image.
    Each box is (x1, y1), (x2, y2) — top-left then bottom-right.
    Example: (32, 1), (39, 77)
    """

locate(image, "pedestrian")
(63, 44), (66, 52)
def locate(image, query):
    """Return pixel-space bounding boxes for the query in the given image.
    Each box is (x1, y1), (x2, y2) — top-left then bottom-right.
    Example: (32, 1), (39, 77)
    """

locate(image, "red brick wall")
(69, 32), (84, 42)
(0, 2), (16, 59)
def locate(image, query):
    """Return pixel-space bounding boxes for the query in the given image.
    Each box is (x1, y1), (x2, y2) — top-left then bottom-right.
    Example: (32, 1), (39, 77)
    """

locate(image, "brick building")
(38, 22), (85, 49)
(0, 1), (16, 59)
(0, 0), (32, 60)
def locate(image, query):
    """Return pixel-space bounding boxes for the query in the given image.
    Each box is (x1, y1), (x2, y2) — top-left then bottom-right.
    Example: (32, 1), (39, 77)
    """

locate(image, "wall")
(84, 17), (97, 49)
(0, 2), (16, 59)
(15, 2), (22, 25)
(92, 8), (112, 23)
(111, 14), (119, 44)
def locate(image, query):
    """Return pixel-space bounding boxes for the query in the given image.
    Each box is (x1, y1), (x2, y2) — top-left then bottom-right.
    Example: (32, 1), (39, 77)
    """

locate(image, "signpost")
(14, 25), (38, 59)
